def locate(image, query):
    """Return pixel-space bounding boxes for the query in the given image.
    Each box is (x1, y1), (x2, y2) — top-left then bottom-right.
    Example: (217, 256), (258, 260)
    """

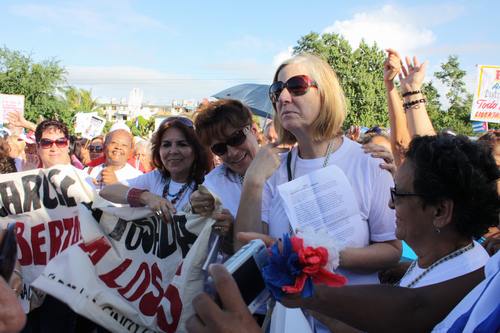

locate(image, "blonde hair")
(272, 53), (347, 144)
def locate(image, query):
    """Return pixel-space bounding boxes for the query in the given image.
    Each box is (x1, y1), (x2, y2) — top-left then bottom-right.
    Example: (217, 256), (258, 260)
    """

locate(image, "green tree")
(294, 33), (388, 129)
(64, 87), (102, 113)
(0, 46), (72, 125)
(434, 56), (473, 135)
(126, 116), (155, 138)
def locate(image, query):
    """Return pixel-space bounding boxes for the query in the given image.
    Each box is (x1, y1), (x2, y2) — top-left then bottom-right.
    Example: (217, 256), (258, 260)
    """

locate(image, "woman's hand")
(6, 112), (36, 131)
(383, 49), (402, 88)
(245, 143), (287, 185)
(212, 209), (233, 236)
(190, 189), (215, 216)
(141, 192), (175, 223)
(362, 143), (396, 177)
(399, 55), (428, 93)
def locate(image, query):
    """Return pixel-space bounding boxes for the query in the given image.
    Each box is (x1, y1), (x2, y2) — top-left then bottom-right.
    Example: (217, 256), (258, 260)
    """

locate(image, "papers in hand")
(277, 165), (362, 245)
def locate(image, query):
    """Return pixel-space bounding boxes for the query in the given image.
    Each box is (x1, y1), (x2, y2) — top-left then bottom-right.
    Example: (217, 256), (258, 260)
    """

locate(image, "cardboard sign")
(470, 65), (500, 123)
(0, 94), (25, 125)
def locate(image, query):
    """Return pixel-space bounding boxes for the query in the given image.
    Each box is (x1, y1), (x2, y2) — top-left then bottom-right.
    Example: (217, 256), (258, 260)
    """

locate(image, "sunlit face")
(210, 124), (259, 176)
(275, 63), (321, 137)
(135, 145), (153, 170)
(389, 160), (435, 248)
(37, 128), (70, 168)
(104, 131), (132, 167)
(160, 127), (195, 182)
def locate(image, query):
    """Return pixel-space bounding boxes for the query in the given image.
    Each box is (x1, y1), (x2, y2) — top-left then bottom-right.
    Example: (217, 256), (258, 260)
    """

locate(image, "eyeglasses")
(161, 116), (194, 128)
(38, 137), (69, 149)
(211, 126), (250, 156)
(89, 145), (103, 153)
(269, 75), (318, 103)
(390, 187), (423, 203)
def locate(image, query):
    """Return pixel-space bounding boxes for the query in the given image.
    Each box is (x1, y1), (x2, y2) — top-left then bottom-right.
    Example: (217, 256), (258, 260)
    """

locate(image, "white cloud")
(322, 5), (436, 57)
(272, 46), (293, 67)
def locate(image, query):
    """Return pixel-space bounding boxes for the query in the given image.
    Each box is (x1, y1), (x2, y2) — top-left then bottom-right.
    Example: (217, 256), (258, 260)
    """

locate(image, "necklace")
(399, 242), (475, 288)
(238, 174), (244, 184)
(162, 178), (190, 206)
(288, 138), (337, 181)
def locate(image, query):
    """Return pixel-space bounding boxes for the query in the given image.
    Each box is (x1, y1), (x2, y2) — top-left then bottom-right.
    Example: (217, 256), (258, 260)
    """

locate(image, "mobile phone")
(0, 224), (17, 281)
(206, 239), (270, 314)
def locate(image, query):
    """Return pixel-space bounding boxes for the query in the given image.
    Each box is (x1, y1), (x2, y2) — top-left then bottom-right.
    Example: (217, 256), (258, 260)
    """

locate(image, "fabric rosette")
(262, 228), (347, 301)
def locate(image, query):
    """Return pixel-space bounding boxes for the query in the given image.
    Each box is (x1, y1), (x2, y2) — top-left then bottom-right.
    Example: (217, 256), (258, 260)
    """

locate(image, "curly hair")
(406, 134), (499, 238)
(194, 99), (253, 145)
(0, 137), (16, 174)
(151, 118), (213, 185)
(35, 120), (69, 142)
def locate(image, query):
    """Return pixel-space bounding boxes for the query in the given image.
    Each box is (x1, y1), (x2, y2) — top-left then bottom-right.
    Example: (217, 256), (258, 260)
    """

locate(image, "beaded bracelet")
(402, 90), (422, 97)
(127, 188), (147, 207)
(403, 98), (426, 111)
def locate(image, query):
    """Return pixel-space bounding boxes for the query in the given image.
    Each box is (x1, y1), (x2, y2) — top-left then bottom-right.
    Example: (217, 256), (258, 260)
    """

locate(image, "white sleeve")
(121, 172), (152, 190)
(367, 165), (397, 242)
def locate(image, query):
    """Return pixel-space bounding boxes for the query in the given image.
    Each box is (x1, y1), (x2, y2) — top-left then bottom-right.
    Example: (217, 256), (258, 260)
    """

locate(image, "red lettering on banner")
(31, 223), (46, 265)
(118, 262), (150, 302)
(98, 260), (182, 333)
(48, 220), (63, 259)
(100, 259), (132, 288)
(16, 222), (33, 265)
(15, 216), (81, 266)
(78, 237), (112, 265)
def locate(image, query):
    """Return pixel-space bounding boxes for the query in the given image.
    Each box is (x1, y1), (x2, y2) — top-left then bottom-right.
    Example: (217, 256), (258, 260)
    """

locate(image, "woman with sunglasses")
(100, 117), (213, 219)
(88, 135), (105, 163)
(237, 54), (402, 329)
(35, 120), (73, 168)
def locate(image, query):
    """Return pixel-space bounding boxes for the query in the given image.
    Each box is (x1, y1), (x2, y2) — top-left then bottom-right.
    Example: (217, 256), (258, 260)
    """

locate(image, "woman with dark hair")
(392, 134), (498, 288)
(0, 136), (17, 174)
(100, 117), (213, 217)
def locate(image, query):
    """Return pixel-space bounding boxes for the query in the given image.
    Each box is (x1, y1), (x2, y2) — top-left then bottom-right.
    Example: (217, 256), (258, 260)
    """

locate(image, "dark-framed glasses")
(38, 137), (69, 149)
(210, 126), (250, 156)
(269, 74), (318, 103)
(89, 145), (103, 153)
(390, 187), (423, 203)
(161, 116), (194, 128)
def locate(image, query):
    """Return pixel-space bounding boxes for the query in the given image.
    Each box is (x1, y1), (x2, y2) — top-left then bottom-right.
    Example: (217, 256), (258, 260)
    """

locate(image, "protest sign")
(75, 112), (98, 134)
(0, 165), (95, 311)
(470, 65), (500, 124)
(0, 93), (25, 125)
(32, 205), (214, 332)
(81, 114), (106, 139)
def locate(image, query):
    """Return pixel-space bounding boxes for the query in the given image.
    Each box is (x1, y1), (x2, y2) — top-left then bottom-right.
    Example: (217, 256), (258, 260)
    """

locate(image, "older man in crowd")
(86, 129), (142, 188)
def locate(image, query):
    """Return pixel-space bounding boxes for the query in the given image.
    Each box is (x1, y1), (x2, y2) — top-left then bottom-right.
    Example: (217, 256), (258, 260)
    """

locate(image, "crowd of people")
(0, 49), (499, 333)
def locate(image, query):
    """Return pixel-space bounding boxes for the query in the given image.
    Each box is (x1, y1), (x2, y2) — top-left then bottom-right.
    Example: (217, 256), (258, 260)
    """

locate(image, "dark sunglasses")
(211, 127), (249, 156)
(38, 137), (69, 149)
(390, 187), (423, 203)
(161, 116), (194, 128)
(269, 75), (318, 103)
(89, 145), (103, 153)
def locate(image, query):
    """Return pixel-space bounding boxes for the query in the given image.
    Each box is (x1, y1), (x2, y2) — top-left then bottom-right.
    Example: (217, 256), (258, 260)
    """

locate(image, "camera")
(206, 239), (270, 314)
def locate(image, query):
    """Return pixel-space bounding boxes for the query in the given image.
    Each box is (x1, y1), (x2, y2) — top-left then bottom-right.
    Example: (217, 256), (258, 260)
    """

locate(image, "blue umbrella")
(212, 83), (274, 118)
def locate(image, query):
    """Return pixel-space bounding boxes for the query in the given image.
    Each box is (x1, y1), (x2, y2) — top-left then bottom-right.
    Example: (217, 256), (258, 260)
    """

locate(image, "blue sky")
(1, 0), (498, 105)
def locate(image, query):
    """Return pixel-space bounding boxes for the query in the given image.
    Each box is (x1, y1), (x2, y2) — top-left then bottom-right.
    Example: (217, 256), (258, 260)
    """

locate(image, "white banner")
(32, 205), (213, 333)
(470, 65), (500, 124)
(0, 165), (95, 310)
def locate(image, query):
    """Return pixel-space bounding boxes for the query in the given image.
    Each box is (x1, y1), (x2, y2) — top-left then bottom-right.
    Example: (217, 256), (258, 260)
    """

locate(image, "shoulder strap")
(286, 150), (293, 182)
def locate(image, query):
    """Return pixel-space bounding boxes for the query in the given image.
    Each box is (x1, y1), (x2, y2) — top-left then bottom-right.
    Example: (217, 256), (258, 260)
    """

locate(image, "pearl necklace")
(399, 242), (475, 288)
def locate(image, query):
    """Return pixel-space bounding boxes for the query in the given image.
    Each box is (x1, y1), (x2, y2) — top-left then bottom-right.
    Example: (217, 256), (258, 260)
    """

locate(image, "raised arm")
(399, 56), (436, 136)
(384, 49), (411, 167)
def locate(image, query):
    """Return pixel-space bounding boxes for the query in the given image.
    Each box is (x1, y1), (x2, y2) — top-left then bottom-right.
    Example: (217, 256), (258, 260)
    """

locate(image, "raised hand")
(399, 56), (428, 93)
(384, 49), (402, 85)
(245, 143), (288, 185)
(101, 166), (119, 185)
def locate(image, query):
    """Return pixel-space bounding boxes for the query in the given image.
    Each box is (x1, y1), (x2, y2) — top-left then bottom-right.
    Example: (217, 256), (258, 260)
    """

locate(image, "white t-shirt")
(262, 137), (397, 284)
(86, 163), (142, 188)
(121, 170), (195, 211)
(203, 164), (243, 217)
(433, 250), (499, 332)
(398, 241), (489, 288)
